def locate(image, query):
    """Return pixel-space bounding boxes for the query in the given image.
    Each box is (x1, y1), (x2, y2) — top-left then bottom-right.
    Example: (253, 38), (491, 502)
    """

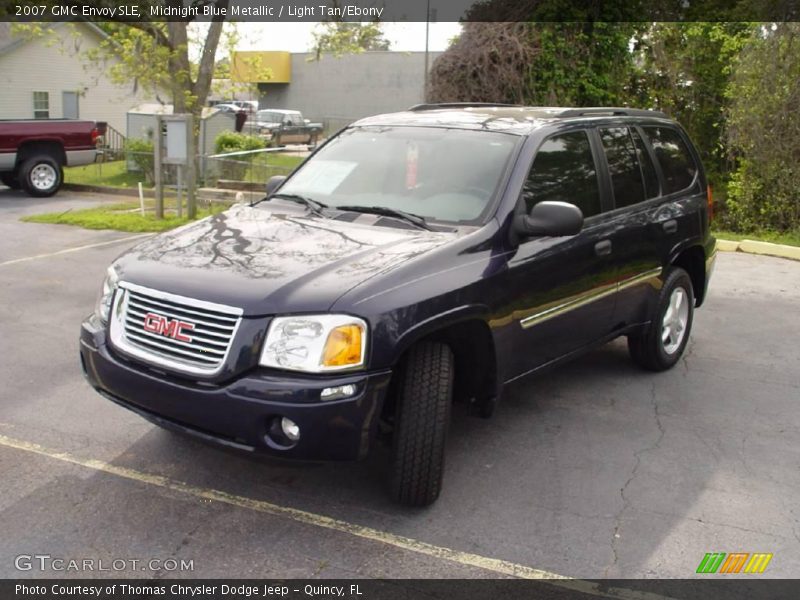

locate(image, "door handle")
(662, 219), (678, 234)
(594, 240), (612, 256)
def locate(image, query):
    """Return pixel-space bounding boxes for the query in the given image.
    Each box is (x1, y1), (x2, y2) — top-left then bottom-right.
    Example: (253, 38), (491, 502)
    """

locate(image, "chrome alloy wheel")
(30, 163), (57, 191)
(661, 287), (689, 355)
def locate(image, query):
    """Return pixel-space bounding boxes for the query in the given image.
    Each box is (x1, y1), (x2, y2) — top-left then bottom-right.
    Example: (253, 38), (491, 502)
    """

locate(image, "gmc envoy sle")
(81, 104), (716, 506)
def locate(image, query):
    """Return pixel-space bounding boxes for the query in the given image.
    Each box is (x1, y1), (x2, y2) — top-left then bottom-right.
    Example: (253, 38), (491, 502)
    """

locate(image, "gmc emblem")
(143, 312), (195, 342)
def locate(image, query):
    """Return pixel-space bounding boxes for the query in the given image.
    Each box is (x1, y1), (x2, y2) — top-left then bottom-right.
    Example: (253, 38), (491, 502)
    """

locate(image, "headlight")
(260, 315), (367, 373)
(94, 265), (120, 323)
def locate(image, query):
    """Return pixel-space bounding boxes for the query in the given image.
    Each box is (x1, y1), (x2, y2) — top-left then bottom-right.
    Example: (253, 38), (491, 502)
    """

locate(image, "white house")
(0, 22), (159, 132)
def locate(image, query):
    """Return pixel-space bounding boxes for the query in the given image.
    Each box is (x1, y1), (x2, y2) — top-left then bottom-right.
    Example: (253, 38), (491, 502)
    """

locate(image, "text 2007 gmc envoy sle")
(81, 104), (716, 506)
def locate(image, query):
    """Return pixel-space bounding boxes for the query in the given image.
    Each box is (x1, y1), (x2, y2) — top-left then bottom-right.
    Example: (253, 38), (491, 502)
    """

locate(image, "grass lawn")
(63, 161), (148, 189)
(259, 153), (306, 169)
(21, 201), (227, 233)
(713, 229), (800, 248)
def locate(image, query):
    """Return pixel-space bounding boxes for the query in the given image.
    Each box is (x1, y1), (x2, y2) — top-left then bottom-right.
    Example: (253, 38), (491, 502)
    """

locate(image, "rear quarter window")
(642, 127), (698, 194)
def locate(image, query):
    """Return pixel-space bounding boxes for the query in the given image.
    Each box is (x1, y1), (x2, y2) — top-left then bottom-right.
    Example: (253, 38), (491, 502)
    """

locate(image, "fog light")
(281, 417), (300, 442)
(320, 384), (357, 401)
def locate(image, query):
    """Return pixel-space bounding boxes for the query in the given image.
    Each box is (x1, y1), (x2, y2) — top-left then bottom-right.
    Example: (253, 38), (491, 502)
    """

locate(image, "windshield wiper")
(335, 205), (433, 231)
(255, 193), (328, 217)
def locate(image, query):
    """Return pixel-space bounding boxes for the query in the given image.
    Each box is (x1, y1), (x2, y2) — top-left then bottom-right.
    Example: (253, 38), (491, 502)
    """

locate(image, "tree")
(631, 23), (754, 190)
(91, 15), (230, 219)
(310, 22), (390, 60)
(724, 24), (800, 232)
(428, 21), (638, 106)
(13, 6), (233, 218)
(86, 15), (230, 118)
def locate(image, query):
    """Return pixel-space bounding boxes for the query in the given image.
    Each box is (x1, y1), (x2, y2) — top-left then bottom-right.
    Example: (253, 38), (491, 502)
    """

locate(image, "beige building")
(0, 22), (158, 132)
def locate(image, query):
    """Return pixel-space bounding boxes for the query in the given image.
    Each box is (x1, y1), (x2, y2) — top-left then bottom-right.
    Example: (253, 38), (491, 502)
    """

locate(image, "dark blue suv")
(80, 104), (716, 506)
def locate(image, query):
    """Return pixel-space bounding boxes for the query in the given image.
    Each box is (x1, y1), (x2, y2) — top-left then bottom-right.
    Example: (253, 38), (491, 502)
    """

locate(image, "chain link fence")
(123, 148), (299, 189)
(201, 148), (298, 189)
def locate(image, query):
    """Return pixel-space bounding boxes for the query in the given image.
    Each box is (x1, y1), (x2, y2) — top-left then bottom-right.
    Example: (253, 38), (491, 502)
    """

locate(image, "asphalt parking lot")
(1, 189), (798, 584)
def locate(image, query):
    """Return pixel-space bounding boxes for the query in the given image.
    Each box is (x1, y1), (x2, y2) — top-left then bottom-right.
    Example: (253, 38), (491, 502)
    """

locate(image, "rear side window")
(599, 127), (645, 208)
(631, 128), (660, 199)
(523, 131), (601, 218)
(642, 127), (698, 194)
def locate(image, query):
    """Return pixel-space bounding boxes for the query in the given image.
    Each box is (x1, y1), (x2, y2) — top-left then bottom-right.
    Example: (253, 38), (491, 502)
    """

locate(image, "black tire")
(628, 267), (694, 371)
(0, 172), (21, 189)
(20, 154), (63, 197)
(390, 341), (454, 507)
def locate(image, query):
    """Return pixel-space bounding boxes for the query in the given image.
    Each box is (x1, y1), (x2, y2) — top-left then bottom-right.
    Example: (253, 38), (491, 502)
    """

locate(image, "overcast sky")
(233, 22), (463, 53)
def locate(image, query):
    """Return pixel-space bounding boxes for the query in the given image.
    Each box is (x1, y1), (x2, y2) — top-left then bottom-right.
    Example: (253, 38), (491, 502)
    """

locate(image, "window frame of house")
(33, 91), (50, 119)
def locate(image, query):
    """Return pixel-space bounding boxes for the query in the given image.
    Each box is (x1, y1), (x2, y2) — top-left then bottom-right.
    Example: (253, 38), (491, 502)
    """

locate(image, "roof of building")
(353, 104), (671, 135)
(0, 22), (109, 58)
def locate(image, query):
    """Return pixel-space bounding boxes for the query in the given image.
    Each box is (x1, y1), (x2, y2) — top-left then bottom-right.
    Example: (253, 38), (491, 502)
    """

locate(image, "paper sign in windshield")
(289, 160), (357, 195)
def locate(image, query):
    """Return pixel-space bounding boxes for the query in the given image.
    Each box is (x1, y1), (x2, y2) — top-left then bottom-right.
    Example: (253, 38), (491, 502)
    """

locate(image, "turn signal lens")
(322, 324), (363, 367)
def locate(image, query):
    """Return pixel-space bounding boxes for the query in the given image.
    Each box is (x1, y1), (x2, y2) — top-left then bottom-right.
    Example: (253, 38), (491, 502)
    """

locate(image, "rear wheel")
(20, 155), (63, 197)
(628, 267), (694, 371)
(0, 172), (21, 189)
(390, 342), (454, 507)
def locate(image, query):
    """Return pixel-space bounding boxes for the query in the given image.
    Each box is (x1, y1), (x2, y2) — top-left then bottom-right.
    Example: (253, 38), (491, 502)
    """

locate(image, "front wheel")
(390, 342), (454, 507)
(628, 267), (694, 371)
(20, 155), (63, 197)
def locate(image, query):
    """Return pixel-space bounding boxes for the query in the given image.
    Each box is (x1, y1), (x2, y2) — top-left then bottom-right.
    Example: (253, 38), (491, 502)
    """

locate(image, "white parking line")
(0, 434), (675, 600)
(0, 234), (151, 267)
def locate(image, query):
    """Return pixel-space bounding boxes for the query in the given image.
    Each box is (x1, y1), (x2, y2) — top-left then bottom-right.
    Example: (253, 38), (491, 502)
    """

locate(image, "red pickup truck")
(0, 119), (104, 197)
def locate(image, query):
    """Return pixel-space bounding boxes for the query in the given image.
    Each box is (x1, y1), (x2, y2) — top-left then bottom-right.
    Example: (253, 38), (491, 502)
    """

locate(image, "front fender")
(377, 304), (492, 368)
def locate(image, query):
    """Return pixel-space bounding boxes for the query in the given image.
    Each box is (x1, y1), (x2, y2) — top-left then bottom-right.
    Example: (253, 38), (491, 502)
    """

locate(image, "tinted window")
(643, 127), (698, 194)
(523, 131), (601, 218)
(631, 128), (660, 199)
(599, 127), (645, 208)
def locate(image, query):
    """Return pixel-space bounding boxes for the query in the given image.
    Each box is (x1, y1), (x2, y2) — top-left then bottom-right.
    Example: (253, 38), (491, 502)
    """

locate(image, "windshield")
(257, 111), (285, 122)
(277, 126), (518, 224)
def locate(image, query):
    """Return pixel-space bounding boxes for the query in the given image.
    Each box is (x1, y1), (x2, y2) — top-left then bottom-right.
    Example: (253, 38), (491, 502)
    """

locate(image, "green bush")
(213, 132), (267, 181)
(125, 137), (155, 184)
(214, 131), (267, 154)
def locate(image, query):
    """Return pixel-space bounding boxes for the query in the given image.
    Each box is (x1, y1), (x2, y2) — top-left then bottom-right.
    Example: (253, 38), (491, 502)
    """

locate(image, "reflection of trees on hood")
(130, 205), (443, 281)
(333, 237), (446, 279)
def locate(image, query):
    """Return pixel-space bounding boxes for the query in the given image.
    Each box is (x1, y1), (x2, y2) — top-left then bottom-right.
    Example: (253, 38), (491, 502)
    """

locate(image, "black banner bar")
(0, 0), (799, 23)
(4, 579), (800, 600)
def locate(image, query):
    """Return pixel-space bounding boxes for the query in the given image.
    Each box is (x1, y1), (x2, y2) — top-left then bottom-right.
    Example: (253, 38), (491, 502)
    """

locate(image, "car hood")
(115, 204), (457, 316)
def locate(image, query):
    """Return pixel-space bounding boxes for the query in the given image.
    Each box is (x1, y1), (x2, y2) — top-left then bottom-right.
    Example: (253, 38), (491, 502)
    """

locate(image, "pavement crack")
(680, 338), (695, 376)
(152, 522), (202, 579)
(605, 381), (666, 577)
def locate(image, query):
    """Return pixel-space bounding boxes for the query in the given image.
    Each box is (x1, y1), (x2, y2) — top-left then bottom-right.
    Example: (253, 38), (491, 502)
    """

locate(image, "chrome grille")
(109, 282), (243, 376)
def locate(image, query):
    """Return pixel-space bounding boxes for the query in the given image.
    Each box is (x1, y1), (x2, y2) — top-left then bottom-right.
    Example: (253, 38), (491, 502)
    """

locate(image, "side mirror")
(265, 175), (286, 196)
(514, 201), (583, 239)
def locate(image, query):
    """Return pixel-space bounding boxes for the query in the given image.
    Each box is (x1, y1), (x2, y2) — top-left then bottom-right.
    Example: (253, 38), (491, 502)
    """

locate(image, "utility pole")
(423, 0), (431, 102)
(186, 114), (196, 219)
(153, 115), (164, 219)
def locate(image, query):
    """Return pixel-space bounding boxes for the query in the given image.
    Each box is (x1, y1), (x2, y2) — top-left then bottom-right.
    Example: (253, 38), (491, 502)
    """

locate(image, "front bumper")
(80, 316), (392, 461)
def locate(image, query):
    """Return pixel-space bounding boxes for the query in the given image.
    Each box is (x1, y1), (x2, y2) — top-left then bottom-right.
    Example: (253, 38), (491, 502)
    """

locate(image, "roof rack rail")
(558, 107), (668, 119)
(408, 102), (522, 111)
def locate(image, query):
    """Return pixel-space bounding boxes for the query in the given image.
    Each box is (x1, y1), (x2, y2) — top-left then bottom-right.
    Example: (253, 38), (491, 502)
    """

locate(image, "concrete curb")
(717, 238), (800, 262)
